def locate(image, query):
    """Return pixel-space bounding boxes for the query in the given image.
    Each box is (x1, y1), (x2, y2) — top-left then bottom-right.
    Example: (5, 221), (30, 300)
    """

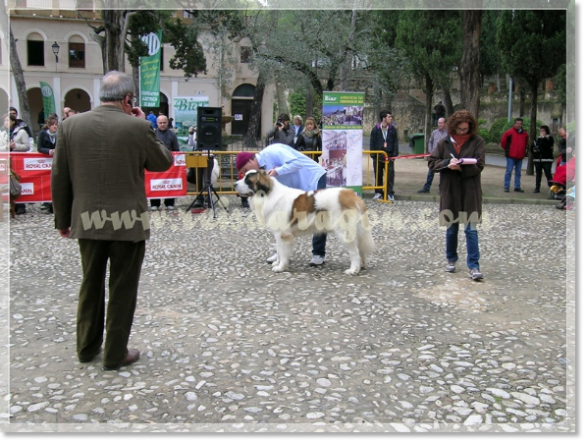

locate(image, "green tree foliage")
(497, 10), (566, 172)
(288, 92), (306, 121)
(395, 10), (462, 143)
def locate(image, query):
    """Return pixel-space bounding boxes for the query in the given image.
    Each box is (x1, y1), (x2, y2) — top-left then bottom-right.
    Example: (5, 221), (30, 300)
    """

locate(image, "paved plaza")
(1, 197), (575, 432)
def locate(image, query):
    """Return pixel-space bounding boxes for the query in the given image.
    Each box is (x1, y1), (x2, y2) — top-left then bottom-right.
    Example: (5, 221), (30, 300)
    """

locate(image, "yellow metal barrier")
(184, 150), (389, 201)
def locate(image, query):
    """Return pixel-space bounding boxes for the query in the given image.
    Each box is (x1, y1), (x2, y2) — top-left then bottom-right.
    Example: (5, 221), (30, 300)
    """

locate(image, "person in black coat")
(531, 125), (555, 193)
(369, 110), (398, 201)
(294, 116), (322, 162)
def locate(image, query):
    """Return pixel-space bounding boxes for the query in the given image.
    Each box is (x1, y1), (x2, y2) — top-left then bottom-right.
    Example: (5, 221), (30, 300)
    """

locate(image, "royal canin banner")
(11, 152), (186, 203)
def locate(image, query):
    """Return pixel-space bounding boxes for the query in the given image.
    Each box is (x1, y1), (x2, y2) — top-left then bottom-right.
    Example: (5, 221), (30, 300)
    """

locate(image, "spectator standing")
(266, 113), (295, 148)
(531, 125), (555, 193)
(146, 111), (157, 128)
(8, 114), (31, 152)
(295, 116), (322, 160)
(557, 127), (569, 165)
(150, 115), (180, 211)
(433, 101), (446, 125)
(292, 115), (303, 145)
(51, 70), (173, 370)
(37, 115), (60, 214)
(429, 110), (485, 281)
(500, 118), (529, 192)
(236, 143), (328, 266)
(370, 110), (398, 201)
(9, 107), (34, 150)
(62, 107), (71, 121)
(417, 117), (447, 193)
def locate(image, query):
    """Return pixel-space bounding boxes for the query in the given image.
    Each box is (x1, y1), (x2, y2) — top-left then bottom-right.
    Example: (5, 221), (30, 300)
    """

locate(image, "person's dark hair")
(278, 113), (290, 122)
(379, 110), (391, 121)
(539, 125), (550, 135)
(99, 70), (135, 102)
(42, 116), (59, 130)
(446, 110), (478, 137)
(514, 118), (523, 124)
(9, 107), (17, 114)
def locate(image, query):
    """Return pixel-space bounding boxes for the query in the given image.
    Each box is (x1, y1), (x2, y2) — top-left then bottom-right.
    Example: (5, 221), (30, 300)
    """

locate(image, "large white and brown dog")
(235, 170), (375, 275)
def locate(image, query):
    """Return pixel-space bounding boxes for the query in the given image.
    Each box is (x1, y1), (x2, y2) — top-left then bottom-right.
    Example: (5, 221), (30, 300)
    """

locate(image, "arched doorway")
(0, 88), (8, 117)
(64, 88), (91, 114)
(26, 87), (44, 132)
(231, 84), (258, 136)
(143, 92), (169, 120)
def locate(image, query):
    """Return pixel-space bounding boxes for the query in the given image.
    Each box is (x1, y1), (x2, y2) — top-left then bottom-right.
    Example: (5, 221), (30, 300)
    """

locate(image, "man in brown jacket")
(51, 71), (173, 370)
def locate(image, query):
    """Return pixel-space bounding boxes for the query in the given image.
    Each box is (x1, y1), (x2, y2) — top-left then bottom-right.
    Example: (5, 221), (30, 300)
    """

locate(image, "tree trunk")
(459, 10), (482, 118)
(519, 85), (526, 117)
(526, 82), (539, 176)
(102, 9), (125, 72)
(441, 85), (454, 117)
(305, 87), (313, 118)
(340, 9), (357, 91)
(424, 74), (434, 146)
(244, 73), (265, 148)
(9, 27), (34, 137)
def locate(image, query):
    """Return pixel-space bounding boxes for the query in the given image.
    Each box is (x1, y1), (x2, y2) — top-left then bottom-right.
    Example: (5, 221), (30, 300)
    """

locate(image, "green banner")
(139, 31), (162, 108)
(39, 81), (56, 117)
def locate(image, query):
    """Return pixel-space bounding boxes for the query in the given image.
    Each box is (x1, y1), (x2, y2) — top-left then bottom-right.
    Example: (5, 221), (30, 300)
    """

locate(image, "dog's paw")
(344, 267), (360, 275)
(272, 265), (286, 272)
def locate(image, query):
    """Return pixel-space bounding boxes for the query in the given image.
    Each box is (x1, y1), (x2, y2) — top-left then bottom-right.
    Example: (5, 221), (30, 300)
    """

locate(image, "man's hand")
(58, 228), (71, 238)
(130, 106), (145, 119)
(267, 169), (278, 177)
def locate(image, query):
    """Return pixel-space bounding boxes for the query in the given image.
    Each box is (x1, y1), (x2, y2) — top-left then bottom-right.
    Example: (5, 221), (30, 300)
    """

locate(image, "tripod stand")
(185, 151), (229, 219)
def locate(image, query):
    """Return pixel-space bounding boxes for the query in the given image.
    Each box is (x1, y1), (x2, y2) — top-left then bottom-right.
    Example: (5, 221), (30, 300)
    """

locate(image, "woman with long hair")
(295, 116), (322, 161)
(37, 115), (59, 156)
(428, 110), (486, 281)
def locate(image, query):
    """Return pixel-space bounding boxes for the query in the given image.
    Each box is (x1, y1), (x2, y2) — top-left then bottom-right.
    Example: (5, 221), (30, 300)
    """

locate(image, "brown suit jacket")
(51, 105), (173, 241)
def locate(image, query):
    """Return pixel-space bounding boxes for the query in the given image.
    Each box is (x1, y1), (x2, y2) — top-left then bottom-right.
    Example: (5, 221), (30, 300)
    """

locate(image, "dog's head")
(234, 169), (273, 197)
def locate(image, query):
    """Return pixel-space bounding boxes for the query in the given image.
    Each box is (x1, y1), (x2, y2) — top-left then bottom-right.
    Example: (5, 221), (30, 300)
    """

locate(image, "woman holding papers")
(428, 110), (486, 281)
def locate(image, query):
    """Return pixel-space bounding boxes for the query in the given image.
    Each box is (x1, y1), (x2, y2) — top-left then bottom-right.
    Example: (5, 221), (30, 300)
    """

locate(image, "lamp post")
(52, 41), (60, 72)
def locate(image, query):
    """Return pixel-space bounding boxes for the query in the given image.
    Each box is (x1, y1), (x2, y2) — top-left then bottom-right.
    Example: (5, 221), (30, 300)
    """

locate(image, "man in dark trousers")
(51, 70), (173, 371)
(500, 118), (529, 192)
(370, 110), (399, 201)
(150, 114), (180, 210)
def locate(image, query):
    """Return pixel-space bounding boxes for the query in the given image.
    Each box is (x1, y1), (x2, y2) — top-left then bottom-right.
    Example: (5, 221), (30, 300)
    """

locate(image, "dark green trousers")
(77, 239), (145, 367)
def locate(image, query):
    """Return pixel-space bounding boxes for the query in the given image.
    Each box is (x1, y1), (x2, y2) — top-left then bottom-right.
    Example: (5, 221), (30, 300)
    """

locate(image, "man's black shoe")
(417, 189), (430, 194)
(514, 188), (525, 193)
(504, 189), (510, 193)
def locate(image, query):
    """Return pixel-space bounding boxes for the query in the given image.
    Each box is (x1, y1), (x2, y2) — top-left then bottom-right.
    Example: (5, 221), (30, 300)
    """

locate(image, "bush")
(488, 117), (543, 144)
(288, 92), (306, 120)
(478, 128), (490, 142)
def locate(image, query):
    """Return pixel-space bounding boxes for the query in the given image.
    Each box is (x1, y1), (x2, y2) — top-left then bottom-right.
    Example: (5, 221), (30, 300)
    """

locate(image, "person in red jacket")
(500, 118), (529, 192)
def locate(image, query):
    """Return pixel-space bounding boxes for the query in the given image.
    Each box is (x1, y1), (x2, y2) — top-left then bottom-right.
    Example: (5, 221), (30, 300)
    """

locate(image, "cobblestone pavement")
(1, 197), (575, 432)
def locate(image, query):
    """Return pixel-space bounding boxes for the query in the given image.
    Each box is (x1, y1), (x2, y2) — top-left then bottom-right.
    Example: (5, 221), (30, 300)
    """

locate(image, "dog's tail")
(355, 199), (375, 255)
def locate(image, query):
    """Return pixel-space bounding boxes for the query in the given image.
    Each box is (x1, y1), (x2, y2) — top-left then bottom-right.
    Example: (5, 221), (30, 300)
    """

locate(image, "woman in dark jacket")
(37, 115), (58, 156)
(429, 110), (485, 281)
(295, 116), (322, 161)
(531, 125), (555, 193)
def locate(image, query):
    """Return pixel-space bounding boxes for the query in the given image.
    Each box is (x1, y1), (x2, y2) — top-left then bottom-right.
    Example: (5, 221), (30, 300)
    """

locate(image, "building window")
(27, 39), (45, 66)
(69, 42), (85, 68)
(240, 47), (251, 64)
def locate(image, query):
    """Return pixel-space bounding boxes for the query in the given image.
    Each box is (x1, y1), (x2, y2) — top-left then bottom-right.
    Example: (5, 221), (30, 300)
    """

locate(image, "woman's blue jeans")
(446, 223), (480, 270)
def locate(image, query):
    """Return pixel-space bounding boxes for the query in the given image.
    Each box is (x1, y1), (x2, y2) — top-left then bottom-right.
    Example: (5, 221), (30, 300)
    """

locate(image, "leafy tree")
(395, 10), (462, 143)
(497, 10), (566, 174)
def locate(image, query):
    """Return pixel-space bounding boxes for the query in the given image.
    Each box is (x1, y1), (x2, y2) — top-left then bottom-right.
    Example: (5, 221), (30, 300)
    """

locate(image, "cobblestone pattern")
(2, 198), (575, 432)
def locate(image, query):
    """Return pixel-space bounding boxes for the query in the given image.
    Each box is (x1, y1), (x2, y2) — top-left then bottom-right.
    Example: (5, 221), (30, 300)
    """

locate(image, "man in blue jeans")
(500, 118), (529, 192)
(236, 143), (328, 266)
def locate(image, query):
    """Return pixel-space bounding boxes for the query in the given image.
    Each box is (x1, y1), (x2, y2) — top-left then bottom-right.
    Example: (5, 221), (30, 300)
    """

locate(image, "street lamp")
(52, 41), (60, 66)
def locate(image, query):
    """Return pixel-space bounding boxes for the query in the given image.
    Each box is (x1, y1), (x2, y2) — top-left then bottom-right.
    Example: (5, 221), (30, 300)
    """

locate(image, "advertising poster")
(139, 31), (162, 108)
(321, 92), (364, 194)
(173, 96), (209, 150)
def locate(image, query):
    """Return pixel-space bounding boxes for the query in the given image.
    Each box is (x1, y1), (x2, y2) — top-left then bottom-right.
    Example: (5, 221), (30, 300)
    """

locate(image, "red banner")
(11, 152), (186, 203)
